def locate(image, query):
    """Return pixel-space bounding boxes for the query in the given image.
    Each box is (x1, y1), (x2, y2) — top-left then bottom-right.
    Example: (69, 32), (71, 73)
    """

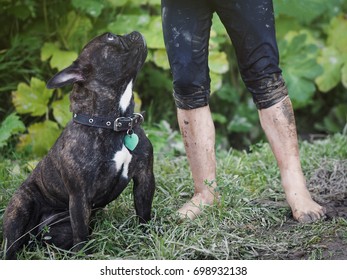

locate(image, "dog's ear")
(46, 63), (84, 89)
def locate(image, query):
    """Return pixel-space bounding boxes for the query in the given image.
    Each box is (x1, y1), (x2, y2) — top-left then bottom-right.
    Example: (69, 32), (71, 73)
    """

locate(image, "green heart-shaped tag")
(124, 133), (139, 151)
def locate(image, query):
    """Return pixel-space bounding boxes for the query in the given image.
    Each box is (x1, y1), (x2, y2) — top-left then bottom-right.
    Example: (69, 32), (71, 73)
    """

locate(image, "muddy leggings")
(161, 0), (288, 110)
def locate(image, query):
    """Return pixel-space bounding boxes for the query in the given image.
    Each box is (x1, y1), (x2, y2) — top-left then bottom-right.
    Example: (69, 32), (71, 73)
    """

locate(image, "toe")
(297, 213), (313, 223)
(297, 210), (324, 223)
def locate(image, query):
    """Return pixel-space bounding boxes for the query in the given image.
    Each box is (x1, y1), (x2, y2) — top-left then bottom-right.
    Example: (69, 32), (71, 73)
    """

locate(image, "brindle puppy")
(3, 31), (155, 259)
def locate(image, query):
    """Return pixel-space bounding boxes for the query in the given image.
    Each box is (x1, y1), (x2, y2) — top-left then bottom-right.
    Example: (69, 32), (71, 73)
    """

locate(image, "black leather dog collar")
(73, 112), (144, 132)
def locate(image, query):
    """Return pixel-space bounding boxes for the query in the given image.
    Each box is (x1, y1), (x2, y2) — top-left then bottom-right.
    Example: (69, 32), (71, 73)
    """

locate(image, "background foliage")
(0, 0), (347, 155)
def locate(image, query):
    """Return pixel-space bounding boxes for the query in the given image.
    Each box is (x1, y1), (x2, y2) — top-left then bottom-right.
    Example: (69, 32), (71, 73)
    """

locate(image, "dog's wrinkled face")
(47, 31), (147, 89)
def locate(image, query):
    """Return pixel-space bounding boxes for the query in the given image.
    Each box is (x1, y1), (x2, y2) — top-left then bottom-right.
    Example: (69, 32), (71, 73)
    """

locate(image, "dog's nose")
(126, 31), (146, 47)
(127, 31), (141, 42)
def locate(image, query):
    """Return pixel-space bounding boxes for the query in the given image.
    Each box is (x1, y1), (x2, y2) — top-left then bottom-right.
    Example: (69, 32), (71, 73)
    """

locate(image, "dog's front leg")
(133, 168), (155, 224)
(69, 194), (91, 252)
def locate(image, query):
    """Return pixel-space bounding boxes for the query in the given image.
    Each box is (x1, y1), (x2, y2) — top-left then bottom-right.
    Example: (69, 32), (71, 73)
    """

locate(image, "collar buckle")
(114, 117), (130, 131)
(113, 113), (144, 132)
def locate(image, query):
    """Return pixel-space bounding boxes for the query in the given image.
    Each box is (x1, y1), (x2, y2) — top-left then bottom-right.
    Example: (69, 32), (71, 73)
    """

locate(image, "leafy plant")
(144, 120), (184, 157)
(274, 0), (347, 134)
(0, 113), (25, 148)
(315, 15), (347, 92)
(12, 78), (54, 117)
(12, 77), (70, 156)
(41, 43), (78, 71)
(17, 120), (61, 156)
(279, 32), (323, 109)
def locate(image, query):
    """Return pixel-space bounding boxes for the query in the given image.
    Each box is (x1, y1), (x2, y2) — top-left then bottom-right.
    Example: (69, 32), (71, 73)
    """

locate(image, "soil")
(254, 159), (347, 260)
(306, 159), (347, 260)
(308, 159), (347, 220)
(295, 159), (346, 259)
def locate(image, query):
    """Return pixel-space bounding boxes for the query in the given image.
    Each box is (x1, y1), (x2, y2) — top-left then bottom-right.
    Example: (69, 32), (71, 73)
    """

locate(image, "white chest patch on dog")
(120, 80), (133, 113)
(113, 145), (132, 178)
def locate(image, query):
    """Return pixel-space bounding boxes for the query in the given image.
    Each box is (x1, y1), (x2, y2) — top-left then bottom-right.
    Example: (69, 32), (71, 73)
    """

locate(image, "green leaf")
(128, 0), (161, 6)
(209, 51), (229, 74)
(58, 11), (93, 50)
(133, 91), (142, 113)
(341, 62), (347, 89)
(52, 94), (71, 127)
(275, 16), (302, 38)
(210, 72), (223, 93)
(143, 67), (172, 93)
(72, 0), (104, 17)
(41, 42), (56, 61)
(227, 115), (253, 133)
(12, 77), (54, 117)
(216, 84), (240, 103)
(279, 33), (322, 108)
(211, 14), (228, 37)
(41, 43), (78, 71)
(212, 113), (227, 124)
(141, 16), (165, 49)
(274, 0), (328, 24)
(210, 15), (229, 47)
(152, 49), (170, 70)
(315, 47), (343, 93)
(146, 0), (160, 5)
(108, 14), (151, 35)
(0, 113), (26, 148)
(283, 69), (316, 108)
(107, 0), (129, 7)
(108, 14), (163, 49)
(6, 1), (36, 20)
(318, 104), (347, 133)
(208, 50), (230, 93)
(17, 120), (61, 156)
(326, 15), (347, 54)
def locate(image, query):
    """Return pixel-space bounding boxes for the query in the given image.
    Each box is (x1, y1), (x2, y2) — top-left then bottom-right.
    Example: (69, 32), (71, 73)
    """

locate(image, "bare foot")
(178, 191), (219, 220)
(286, 188), (326, 223)
(282, 172), (326, 223)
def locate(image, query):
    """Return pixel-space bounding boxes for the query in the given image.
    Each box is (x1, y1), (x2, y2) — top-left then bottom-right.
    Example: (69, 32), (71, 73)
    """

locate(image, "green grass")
(0, 134), (346, 260)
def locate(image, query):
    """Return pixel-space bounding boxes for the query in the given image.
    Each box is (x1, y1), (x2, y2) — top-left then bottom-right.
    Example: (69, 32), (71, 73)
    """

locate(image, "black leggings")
(161, 0), (288, 109)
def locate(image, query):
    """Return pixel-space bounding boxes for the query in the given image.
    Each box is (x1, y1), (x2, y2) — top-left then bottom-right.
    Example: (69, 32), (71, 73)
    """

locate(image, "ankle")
(193, 187), (219, 205)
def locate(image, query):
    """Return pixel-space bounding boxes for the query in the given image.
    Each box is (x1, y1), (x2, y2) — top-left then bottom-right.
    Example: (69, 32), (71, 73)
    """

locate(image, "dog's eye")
(107, 33), (115, 41)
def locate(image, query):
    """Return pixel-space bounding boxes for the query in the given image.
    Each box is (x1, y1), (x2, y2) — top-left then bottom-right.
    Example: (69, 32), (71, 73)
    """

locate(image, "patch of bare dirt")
(254, 159), (347, 259)
(307, 159), (347, 259)
(308, 159), (347, 220)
